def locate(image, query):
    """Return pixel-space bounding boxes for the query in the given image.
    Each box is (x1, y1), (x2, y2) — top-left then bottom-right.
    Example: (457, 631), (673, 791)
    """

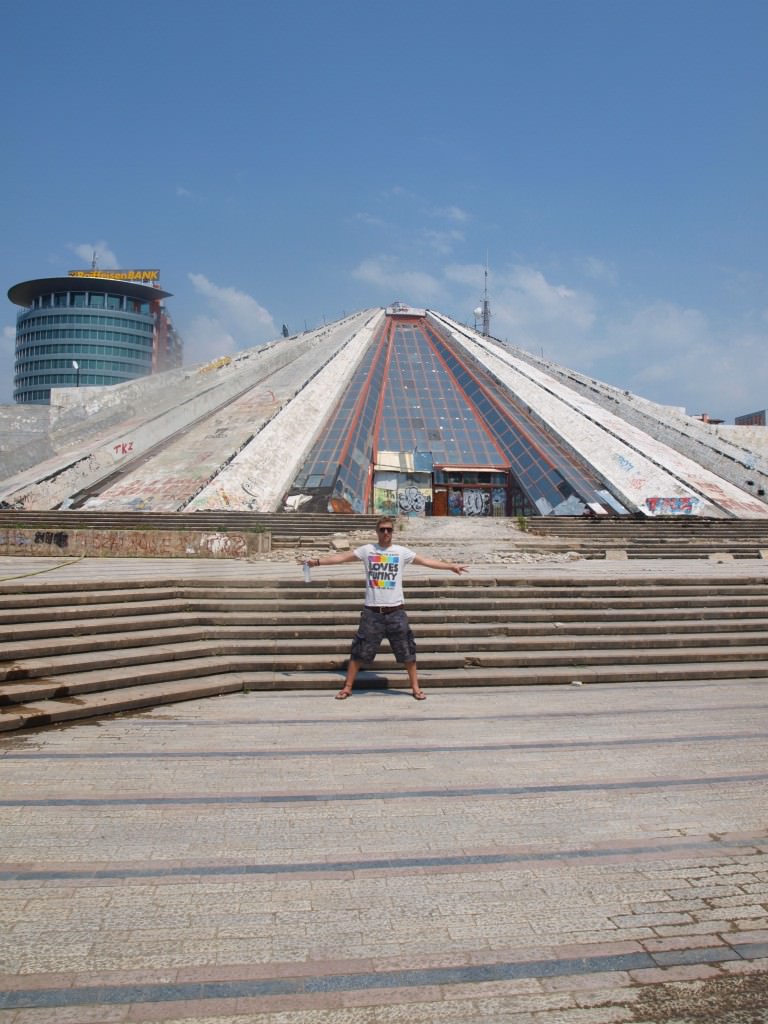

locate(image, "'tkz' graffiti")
(113, 442), (134, 456)
(645, 496), (700, 516)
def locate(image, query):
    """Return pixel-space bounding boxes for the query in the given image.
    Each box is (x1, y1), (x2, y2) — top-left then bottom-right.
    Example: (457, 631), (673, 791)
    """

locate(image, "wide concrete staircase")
(527, 517), (768, 559)
(2, 573), (768, 731)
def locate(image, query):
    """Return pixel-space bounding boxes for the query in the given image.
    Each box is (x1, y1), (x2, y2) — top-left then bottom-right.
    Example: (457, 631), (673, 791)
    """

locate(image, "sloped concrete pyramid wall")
(1, 307), (766, 518)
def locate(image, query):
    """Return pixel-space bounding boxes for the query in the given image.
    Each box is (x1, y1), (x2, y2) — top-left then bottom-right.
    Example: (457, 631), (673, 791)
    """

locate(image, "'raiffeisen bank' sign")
(68, 269), (160, 282)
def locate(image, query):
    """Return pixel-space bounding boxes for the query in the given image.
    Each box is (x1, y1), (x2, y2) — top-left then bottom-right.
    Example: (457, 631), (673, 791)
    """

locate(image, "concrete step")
(0, 675), (245, 732)
(4, 657), (768, 733)
(256, 660), (768, 688)
(8, 604), (768, 638)
(0, 510), (380, 532)
(2, 641), (768, 703)
(2, 576), (766, 598)
(4, 613), (768, 648)
(4, 582), (768, 618)
(525, 517), (768, 559)
(3, 572), (768, 731)
(0, 656), (230, 704)
(4, 625), (768, 670)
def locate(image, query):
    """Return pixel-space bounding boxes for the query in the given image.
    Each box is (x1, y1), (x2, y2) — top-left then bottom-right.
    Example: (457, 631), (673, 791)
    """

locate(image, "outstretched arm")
(299, 552), (358, 568)
(413, 554), (469, 575)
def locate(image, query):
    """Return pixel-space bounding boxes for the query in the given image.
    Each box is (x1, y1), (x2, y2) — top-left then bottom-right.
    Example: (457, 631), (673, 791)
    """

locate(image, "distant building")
(735, 409), (767, 426)
(7, 269), (183, 404)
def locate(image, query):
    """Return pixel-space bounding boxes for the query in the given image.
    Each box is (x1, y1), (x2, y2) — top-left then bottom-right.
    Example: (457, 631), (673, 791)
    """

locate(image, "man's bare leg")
(405, 661), (426, 699)
(336, 659), (362, 699)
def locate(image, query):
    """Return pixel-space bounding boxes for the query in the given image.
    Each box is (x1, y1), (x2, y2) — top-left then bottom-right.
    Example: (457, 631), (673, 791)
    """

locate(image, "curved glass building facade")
(8, 274), (179, 404)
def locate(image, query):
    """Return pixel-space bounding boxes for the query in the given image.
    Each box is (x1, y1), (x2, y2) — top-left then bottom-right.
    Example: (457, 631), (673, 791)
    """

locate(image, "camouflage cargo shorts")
(350, 606), (417, 664)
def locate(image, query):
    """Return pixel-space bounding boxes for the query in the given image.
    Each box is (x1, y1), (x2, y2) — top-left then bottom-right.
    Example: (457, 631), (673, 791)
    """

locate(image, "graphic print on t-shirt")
(367, 552), (400, 589)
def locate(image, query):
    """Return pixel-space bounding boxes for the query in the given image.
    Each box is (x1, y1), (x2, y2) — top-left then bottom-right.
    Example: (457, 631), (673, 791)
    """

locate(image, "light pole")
(72, 360), (80, 387)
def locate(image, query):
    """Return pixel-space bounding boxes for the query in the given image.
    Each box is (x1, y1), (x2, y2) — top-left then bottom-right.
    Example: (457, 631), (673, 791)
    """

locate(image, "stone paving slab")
(1, 678), (767, 1022)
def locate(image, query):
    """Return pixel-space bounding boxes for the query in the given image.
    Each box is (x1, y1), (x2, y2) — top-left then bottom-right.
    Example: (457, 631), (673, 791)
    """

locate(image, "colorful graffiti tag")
(397, 486), (426, 516)
(645, 496), (700, 516)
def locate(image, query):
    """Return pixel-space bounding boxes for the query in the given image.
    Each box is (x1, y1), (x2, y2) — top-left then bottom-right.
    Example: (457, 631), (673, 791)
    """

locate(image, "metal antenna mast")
(481, 257), (491, 337)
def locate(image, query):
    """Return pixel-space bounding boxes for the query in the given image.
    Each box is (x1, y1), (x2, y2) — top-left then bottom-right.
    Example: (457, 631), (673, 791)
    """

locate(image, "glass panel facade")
(378, 322), (504, 466)
(290, 316), (509, 513)
(424, 319), (609, 513)
(288, 313), (616, 516)
(13, 293), (157, 404)
(291, 321), (389, 511)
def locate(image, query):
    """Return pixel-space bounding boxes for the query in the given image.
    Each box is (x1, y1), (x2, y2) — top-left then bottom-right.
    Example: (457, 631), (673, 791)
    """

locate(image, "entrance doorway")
(432, 468), (509, 517)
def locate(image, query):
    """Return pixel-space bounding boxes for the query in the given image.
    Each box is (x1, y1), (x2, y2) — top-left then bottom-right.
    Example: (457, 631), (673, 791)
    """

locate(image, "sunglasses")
(377, 526), (393, 533)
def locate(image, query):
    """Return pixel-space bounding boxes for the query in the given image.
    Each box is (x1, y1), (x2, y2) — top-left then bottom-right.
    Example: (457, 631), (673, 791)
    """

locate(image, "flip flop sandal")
(335, 690), (351, 700)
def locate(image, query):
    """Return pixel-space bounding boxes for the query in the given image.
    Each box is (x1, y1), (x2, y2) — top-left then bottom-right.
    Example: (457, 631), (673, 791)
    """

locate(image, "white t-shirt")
(354, 543), (416, 607)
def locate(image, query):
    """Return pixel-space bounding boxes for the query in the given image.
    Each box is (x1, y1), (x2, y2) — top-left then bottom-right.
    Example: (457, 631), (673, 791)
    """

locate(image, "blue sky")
(2, 0), (766, 421)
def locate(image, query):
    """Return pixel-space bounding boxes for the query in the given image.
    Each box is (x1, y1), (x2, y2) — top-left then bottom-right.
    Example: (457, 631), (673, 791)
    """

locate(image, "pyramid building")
(1, 306), (767, 518)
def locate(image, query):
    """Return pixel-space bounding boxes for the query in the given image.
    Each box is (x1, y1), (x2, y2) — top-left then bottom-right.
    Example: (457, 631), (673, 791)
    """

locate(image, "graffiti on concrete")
(645, 496), (700, 516)
(463, 489), (490, 516)
(0, 532), (30, 546)
(2, 528), (265, 558)
(34, 531), (69, 548)
(199, 533), (248, 558)
(397, 486), (426, 516)
(113, 441), (134, 456)
(199, 356), (232, 374)
(614, 452), (648, 491)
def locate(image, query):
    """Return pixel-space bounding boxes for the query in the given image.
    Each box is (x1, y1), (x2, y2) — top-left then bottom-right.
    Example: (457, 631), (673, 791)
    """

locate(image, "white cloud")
(476, 271), (761, 418)
(181, 315), (239, 365)
(176, 186), (192, 198)
(438, 262), (749, 415)
(443, 262), (485, 288)
(188, 273), (276, 336)
(594, 302), (768, 417)
(610, 303), (709, 359)
(582, 256), (618, 285)
(423, 229), (464, 255)
(445, 263), (597, 346)
(503, 266), (596, 331)
(354, 211), (386, 227)
(354, 253), (768, 421)
(352, 257), (443, 302)
(431, 205), (469, 223)
(69, 241), (119, 269)
(184, 274), (277, 364)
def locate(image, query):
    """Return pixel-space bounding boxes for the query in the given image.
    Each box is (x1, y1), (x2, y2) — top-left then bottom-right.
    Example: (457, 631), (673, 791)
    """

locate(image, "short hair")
(376, 516), (394, 529)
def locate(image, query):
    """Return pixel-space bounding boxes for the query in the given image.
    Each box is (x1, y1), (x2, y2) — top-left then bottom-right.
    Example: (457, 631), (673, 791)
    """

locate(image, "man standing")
(303, 517), (469, 700)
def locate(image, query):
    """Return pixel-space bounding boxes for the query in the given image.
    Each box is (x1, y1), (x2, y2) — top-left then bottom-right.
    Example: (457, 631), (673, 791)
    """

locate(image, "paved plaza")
(1, 656), (768, 1022)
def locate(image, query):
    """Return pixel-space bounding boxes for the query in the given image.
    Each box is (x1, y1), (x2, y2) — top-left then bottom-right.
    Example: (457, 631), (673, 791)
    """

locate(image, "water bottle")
(303, 560), (312, 583)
